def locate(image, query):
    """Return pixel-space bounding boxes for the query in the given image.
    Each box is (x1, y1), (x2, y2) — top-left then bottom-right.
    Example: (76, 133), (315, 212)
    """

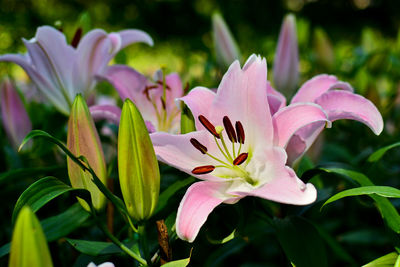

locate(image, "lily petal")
(239, 167), (317, 205)
(151, 131), (223, 182)
(118, 29), (154, 49)
(89, 104), (121, 125)
(179, 87), (216, 130)
(291, 74), (353, 103)
(273, 102), (330, 147)
(98, 65), (147, 101)
(74, 29), (110, 93)
(176, 181), (236, 242)
(315, 90), (384, 135)
(0, 54), (70, 114)
(26, 26), (75, 100)
(213, 55), (273, 147)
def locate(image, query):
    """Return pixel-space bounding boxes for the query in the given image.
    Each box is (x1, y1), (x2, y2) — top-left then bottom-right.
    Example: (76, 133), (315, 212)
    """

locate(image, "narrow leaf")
(362, 252), (399, 267)
(368, 142), (400, 162)
(323, 186), (400, 208)
(66, 238), (122, 256)
(12, 176), (89, 224)
(180, 103), (196, 134)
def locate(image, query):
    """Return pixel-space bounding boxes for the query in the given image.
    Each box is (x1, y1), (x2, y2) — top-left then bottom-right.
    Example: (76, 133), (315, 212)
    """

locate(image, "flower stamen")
(198, 115), (220, 138)
(192, 165), (215, 174)
(190, 138), (207, 154)
(233, 153), (248, 165)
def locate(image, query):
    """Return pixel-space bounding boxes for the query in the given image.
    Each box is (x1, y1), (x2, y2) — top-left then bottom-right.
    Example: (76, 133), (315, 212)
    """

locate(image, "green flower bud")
(67, 94), (107, 211)
(9, 206), (53, 267)
(118, 99), (160, 222)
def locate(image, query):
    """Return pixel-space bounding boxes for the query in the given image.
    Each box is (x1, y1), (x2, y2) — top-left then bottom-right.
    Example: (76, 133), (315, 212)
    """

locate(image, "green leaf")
(273, 216), (328, 267)
(12, 176), (89, 224)
(66, 238), (122, 256)
(323, 186), (400, 208)
(368, 142), (400, 162)
(180, 103), (196, 134)
(306, 167), (400, 234)
(362, 252), (399, 267)
(42, 203), (90, 242)
(207, 229), (236, 245)
(19, 129), (129, 220)
(154, 176), (195, 214)
(162, 257), (191, 267)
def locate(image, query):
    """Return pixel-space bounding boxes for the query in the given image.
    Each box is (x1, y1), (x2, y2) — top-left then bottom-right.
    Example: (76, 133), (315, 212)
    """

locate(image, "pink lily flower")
(151, 55), (328, 242)
(267, 74), (384, 165)
(0, 78), (32, 150)
(273, 14), (299, 96)
(93, 65), (183, 133)
(0, 26), (153, 115)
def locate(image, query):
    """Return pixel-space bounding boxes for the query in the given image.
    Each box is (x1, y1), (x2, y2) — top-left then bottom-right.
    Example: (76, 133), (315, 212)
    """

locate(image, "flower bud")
(118, 99), (160, 222)
(67, 94), (107, 211)
(212, 13), (241, 70)
(9, 206), (53, 267)
(273, 14), (299, 97)
(0, 78), (32, 150)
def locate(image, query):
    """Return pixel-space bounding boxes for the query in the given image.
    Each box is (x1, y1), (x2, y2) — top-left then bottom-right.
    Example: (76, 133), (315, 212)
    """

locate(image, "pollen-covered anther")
(192, 165), (215, 174)
(235, 121), (245, 144)
(223, 116), (237, 143)
(233, 153), (248, 165)
(198, 115), (220, 138)
(190, 138), (208, 154)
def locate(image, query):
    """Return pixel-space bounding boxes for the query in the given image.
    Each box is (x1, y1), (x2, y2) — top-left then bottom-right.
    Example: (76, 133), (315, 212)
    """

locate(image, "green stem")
(99, 221), (147, 265)
(139, 224), (151, 265)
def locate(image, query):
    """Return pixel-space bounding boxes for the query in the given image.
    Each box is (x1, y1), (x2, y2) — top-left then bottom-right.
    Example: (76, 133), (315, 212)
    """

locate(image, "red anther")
(190, 138), (208, 154)
(71, 28), (83, 48)
(223, 116), (237, 143)
(235, 121), (245, 144)
(198, 115), (220, 138)
(233, 153), (248, 165)
(192, 165), (215, 174)
(143, 85), (159, 101)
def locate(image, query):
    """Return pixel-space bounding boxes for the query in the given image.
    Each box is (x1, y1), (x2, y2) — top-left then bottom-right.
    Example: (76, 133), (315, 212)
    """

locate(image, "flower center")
(190, 115), (257, 186)
(143, 76), (179, 132)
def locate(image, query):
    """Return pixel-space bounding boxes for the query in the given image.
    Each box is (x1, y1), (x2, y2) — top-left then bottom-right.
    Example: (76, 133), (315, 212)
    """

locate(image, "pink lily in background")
(273, 14), (299, 97)
(0, 26), (153, 115)
(0, 78), (32, 150)
(92, 65), (183, 133)
(266, 74), (383, 165)
(151, 55), (329, 242)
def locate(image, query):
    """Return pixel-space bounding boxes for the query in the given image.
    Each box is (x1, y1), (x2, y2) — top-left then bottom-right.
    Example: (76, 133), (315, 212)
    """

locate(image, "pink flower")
(0, 26), (152, 114)
(92, 66), (183, 133)
(0, 78), (32, 150)
(151, 55), (327, 242)
(273, 14), (299, 96)
(267, 74), (384, 165)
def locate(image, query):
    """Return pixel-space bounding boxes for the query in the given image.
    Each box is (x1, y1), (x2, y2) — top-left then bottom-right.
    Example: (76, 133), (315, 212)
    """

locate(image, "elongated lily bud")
(273, 14), (299, 97)
(118, 99), (160, 221)
(9, 206), (53, 267)
(212, 13), (241, 70)
(313, 27), (335, 70)
(67, 94), (107, 211)
(0, 78), (32, 150)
